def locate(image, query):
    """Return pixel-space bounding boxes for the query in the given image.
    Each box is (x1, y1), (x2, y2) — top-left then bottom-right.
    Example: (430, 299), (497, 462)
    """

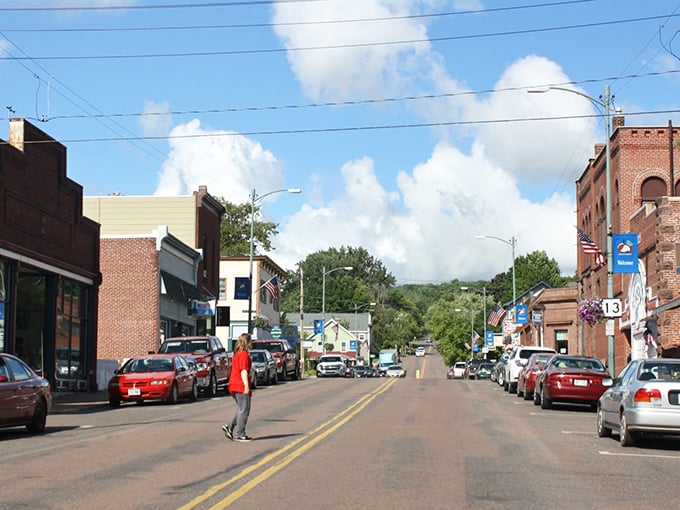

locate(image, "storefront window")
(55, 279), (87, 380)
(0, 262), (6, 352)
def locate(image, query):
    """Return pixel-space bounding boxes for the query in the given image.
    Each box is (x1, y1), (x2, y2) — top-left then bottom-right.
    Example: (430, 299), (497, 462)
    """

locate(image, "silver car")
(597, 359), (680, 447)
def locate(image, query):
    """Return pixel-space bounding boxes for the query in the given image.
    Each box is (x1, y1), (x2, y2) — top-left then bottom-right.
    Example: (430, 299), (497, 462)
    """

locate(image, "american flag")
(263, 277), (280, 299)
(471, 330), (480, 344)
(576, 227), (606, 267)
(487, 304), (506, 327)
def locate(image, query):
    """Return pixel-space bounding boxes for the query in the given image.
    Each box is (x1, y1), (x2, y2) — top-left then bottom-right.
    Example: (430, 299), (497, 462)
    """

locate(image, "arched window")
(641, 176), (667, 205)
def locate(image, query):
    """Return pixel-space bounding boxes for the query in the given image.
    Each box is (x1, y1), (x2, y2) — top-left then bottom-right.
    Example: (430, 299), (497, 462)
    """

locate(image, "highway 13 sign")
(602, 298), (623, 318)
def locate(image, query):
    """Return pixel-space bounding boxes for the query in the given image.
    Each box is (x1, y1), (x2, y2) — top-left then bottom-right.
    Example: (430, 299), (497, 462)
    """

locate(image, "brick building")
(0, 119), (100, 390)
(576, 116), (680, 373)
(96, 226), (202, 368)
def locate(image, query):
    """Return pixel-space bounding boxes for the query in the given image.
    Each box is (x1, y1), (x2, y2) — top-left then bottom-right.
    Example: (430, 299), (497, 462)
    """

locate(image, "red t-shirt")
(229, 350), (252, 395)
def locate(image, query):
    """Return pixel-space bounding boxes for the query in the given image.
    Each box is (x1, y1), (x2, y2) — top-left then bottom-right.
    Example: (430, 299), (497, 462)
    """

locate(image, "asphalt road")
(3, 345), (680, 510)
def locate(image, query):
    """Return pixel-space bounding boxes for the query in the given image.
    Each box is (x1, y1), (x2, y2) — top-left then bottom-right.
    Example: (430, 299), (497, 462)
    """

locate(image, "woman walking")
(223, 333), (253, 442)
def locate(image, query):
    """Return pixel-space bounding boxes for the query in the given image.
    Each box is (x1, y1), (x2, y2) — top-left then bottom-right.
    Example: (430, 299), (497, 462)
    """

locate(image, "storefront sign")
(612, 233), (638, 274)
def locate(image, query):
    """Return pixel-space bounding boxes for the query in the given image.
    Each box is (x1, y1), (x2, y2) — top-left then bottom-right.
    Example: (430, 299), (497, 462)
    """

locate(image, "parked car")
(158, 336), (230, 397)
(450, 362), (466, 379)
(0, 353), (52, 433)
(464, 358), (485, 380)
(503, 346), (557, 393)
(516, 352), (555, 400)
(108, 354), (198, 407)
(354, 365), (372, 378)
(597, 359), (680, 446)
(533, 355), (612, 410)
(251, 339), (300, 381)
(491, 354), (509, 384)
(316, 355), (348, 377)
(476, 362), (494, 380)
(250, 349), (278, 386)
(386, 365), (407, 378)
(415, 346), (426, 357)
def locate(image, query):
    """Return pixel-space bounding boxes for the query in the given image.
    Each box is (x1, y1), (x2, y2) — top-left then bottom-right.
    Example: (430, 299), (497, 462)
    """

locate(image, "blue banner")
(234, 277), (250, 300)
(612, 233), (638, 274)
(313, 320), (323, 334)
(515, 304), (528, 324)
(485, 330), (494, 346)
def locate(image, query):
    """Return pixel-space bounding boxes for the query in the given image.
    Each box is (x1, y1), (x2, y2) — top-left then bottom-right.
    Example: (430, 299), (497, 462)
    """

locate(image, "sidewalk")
(51, 390), (110, 415)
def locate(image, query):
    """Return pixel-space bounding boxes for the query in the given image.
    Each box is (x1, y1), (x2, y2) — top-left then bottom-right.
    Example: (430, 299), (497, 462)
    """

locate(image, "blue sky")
(2, 0), (680, 284)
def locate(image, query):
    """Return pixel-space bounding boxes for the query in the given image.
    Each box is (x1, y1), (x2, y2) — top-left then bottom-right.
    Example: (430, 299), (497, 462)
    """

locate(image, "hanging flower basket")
(578, 298), (604, 326)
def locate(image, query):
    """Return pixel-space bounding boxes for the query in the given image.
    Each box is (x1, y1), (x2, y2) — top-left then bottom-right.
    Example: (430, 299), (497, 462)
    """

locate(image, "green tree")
(216, 198), (278, 256)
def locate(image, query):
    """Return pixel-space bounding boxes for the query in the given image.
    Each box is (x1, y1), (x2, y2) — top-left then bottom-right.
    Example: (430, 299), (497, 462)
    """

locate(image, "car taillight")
(634, 388), (662, 403)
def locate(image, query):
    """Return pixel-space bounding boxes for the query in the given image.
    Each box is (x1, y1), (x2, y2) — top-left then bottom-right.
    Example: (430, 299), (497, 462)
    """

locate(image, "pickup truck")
(158, 336), (231, 396)
(251, 339), (300, 381)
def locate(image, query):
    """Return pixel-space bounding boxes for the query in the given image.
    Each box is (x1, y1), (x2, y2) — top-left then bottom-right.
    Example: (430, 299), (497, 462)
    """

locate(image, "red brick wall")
(97, 237), (159, 363)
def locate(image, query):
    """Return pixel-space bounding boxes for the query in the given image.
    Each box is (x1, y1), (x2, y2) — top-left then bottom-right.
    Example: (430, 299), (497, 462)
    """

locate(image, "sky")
(2, 0), (680, 284)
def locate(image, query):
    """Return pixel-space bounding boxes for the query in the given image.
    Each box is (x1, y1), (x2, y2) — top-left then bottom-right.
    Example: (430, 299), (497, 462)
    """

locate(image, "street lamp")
(528, 84), (614, 374)
(354, 302), (376, 364)
(476, 235), (517, 310)
(247, 187), (301, 335)
(460, 286), (486, 328)
(321, 266), (353, 354)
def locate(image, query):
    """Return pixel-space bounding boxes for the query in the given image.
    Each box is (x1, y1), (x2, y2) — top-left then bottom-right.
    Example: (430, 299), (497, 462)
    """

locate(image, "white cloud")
(154, 120), (284, 201)
(138, 100), (172, 137)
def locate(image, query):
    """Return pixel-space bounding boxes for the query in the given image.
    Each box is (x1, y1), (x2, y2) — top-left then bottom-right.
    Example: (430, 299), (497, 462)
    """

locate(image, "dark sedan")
(534, 355), (613, 410)
(0, 353), (52, 433)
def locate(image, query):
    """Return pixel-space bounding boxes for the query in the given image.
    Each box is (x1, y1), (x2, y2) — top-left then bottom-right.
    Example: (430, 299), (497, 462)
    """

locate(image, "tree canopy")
(216, 198), (278, 256)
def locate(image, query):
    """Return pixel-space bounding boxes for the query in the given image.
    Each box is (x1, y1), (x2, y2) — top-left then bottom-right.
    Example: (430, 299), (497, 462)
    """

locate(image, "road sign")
(270, 326), (282, 339)
(503, 318), (514, 334)
(602, 298), (623, 318)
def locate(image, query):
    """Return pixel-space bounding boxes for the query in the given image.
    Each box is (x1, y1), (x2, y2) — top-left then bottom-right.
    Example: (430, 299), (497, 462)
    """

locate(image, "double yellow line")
(179, 377), (397, 510)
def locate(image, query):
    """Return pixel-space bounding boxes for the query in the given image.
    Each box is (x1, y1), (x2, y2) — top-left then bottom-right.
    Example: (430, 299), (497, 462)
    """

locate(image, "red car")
(0, 353), (52, 433)
(516, 352), (555, 400)
(108, 354), (198, 407)
(533, 355), (613, 410)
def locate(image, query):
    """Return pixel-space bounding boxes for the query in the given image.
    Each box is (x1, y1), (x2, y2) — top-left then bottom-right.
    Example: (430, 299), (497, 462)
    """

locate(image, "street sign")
(503, 318), (514, 334)
(270, 326), (282, 339)
(602, 298), (623, 318)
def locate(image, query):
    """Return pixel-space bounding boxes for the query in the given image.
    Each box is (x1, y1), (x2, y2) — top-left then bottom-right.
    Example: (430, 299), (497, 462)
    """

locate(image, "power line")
(4, 108), (678, 146)
(2, 13), (676, 61)
(0, 0), (319, 12)
(0, 0), (596, 32)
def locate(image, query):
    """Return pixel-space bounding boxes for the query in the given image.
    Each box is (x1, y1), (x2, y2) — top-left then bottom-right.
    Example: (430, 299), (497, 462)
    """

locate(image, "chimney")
(8, 118), (24, 152)
(612, 114), (625, 130)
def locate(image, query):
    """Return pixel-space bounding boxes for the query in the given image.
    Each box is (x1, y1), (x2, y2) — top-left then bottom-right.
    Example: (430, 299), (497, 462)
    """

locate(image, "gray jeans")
(229, 392), (251, 437)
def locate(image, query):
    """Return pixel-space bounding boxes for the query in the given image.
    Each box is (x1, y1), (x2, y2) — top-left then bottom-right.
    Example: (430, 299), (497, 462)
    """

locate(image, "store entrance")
(15, 272), (49, 375)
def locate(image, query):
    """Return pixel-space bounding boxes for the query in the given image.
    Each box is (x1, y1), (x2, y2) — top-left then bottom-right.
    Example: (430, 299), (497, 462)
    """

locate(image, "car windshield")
(257, 342), (283, 352)
(389, 365), (402, 370)
(251, 352), (266, 363)
(160, 340), (209, 353)
(122, 357), (174, 373)
(639, 362), (680, 381)
(321, 356), (342, 363)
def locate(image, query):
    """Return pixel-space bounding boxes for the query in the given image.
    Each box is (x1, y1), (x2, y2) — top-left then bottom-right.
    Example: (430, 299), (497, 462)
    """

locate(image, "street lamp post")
(528, 84), (614, 374)
(354, 302), (376, 364)
(321, 266), (353, 354)
(455, 308), (476, 352)
(247, 187), (301, 335)
(476, 235), (517, 309)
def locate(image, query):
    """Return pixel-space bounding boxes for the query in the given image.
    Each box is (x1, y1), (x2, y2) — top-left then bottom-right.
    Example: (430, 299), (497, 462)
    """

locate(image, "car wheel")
(189, 380), (198, 402)
(540, 387), (551, 409)
(167, 383), (179, 405)
(272, 370), (278, 385)
(497, 372), (505, 387)
(109, 398), (121, 408)
(207, 372), (218, 398)
(503, 380), (509, 392)
(523, 387), (532, 401)
(26, 398), (47, 433)
(516, 386), (523, 398)
(597, 406), (611, 438)
(619, 412), (636, 447)
(292, 364), (299, 380)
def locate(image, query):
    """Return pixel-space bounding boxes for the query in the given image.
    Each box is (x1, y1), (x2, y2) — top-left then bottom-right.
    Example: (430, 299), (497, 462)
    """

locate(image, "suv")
(158, 336), (231, 397)
(502, 345), (556, 393)
(251, 339), (300, 381)
(316, 355), (348, 377)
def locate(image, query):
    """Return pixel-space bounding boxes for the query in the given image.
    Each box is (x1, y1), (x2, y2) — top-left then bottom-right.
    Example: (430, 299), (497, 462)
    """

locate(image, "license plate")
(128, 387), (141, 396)
(573, 379), (588, 387)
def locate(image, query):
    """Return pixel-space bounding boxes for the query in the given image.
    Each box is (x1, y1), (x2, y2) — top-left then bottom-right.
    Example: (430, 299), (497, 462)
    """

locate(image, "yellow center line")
(178, 377), (396, 510)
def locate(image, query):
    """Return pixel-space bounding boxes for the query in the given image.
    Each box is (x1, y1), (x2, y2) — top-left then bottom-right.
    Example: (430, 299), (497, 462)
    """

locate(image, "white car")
(386, 365), (407, 378)
(503, 345), (556, 393)
(452, 362), (466, 379)
(316, 355), (348, 378)
(415, 346), (426, 357)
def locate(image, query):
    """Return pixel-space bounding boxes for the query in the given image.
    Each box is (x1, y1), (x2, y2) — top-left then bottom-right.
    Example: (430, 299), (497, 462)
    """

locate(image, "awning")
(160, 270), (201, 302)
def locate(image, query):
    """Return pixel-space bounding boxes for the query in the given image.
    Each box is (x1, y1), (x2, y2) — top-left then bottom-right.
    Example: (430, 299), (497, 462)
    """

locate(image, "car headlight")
(256, 367), (265, 373)
(196, 362), (208, 371)
(150, 380), (170, 386)
(602, 378), (613, 386)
